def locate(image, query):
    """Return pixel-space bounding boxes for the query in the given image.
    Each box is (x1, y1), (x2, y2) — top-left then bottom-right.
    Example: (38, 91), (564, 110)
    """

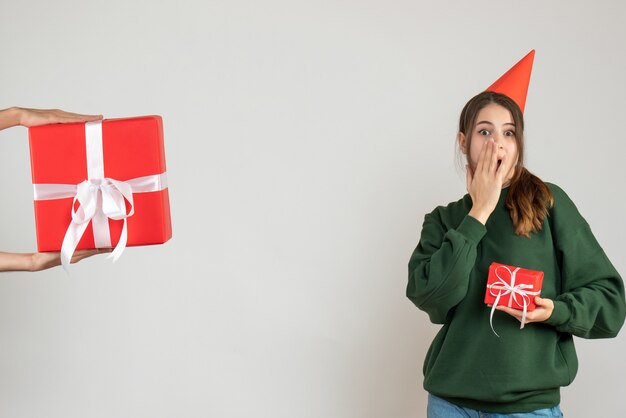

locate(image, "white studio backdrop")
(0, 1), (624, 417)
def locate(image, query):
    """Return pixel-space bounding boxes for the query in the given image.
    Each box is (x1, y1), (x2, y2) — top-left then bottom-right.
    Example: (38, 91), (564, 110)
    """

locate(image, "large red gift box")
(484, 262), (543, 311)
(28, 115), (172, 257)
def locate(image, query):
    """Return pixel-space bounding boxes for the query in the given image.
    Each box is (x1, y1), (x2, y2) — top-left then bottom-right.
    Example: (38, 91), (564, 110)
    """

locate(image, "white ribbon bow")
(62, 177), (134, 268)
(32, 120), (168, 270)
(487, 265), (540, 337)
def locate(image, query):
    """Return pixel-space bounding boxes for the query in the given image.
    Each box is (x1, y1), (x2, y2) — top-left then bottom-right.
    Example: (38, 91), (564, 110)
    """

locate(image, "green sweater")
(407, 182), (626, 414)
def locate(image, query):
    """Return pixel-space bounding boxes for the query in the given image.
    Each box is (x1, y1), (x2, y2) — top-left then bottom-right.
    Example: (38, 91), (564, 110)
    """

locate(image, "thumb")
(535, 296), (551, 307)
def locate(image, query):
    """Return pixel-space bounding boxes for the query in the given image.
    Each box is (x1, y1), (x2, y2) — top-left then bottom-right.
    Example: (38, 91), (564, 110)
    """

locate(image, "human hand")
(17, 107), (103, 128)
(466, 138), (510, 224)
(30, 248), (112, 271)
(493, 296), (555, 325)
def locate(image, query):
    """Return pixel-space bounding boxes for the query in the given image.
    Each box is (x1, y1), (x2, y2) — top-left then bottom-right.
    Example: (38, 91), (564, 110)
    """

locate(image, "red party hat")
(486, 50), (535, 113)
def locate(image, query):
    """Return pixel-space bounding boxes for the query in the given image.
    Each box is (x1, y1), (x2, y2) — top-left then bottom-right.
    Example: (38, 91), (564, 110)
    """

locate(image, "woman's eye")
(504, 131), (516, 137)
(479, 129), (490, 136)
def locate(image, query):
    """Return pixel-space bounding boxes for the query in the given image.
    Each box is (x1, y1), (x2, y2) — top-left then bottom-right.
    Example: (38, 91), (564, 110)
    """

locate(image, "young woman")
(0, 106), (109, 272)
(406, 90), (626, 417)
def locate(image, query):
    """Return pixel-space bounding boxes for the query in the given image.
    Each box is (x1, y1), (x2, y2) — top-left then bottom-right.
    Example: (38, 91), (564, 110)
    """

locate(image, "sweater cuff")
(545, 300), (571, 327)
(456, 215), (487, 245)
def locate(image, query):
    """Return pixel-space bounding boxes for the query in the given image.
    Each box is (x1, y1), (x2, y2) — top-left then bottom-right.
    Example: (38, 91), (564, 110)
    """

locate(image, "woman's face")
(459, 103), (519, 187)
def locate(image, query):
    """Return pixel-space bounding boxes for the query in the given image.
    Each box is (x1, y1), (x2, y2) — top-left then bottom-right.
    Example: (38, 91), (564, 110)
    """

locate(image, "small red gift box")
(484, 262), (543, 310)
(29, 115), (172, 266)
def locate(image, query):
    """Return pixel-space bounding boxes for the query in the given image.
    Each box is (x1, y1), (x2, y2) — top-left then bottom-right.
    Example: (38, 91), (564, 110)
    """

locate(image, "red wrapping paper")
(28, 115), (172, 252)
(484, 262), (543, 311)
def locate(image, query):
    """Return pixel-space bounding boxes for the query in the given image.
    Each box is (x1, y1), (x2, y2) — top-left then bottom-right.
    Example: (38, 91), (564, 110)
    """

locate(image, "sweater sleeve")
(544, 184), (626, 338)
(407, 209), (487, 324)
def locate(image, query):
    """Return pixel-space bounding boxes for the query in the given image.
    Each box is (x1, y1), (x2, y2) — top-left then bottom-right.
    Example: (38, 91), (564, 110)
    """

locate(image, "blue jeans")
(427, 393), (564, 417)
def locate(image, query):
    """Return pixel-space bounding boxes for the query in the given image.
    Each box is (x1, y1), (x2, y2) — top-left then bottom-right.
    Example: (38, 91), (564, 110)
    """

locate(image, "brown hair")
(458, 91), (554, 238)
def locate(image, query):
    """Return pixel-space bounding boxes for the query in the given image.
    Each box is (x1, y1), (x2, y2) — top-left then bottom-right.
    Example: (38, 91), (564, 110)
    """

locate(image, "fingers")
(482, 139), (494, 175)
(495, 305), (521, 318)
(534, 296), (554, 309)
(475, 139), (489, 174)
(476, 139), (499, 177)
(70, 248), (112, 263)
(19, 108), (103, 127)
(51, 110), (103, 124)
(488, 140), (499, 174)
(495, 306), (529, 324)
(466, 164), (472, 192)
(495, 304), (550, 324)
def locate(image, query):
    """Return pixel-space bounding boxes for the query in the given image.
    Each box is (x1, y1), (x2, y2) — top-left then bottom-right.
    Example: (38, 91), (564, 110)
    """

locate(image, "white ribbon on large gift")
(486, 265), (540, 337)
(32, 120), (168, 269)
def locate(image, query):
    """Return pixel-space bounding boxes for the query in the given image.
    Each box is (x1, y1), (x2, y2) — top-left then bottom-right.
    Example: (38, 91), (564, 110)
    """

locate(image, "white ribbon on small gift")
(32, 120), (168, 270)
(487, 265), (541, 337)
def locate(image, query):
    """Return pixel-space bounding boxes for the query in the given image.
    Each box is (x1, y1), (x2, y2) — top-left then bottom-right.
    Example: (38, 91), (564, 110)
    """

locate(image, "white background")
(1, 1), (624, 417)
